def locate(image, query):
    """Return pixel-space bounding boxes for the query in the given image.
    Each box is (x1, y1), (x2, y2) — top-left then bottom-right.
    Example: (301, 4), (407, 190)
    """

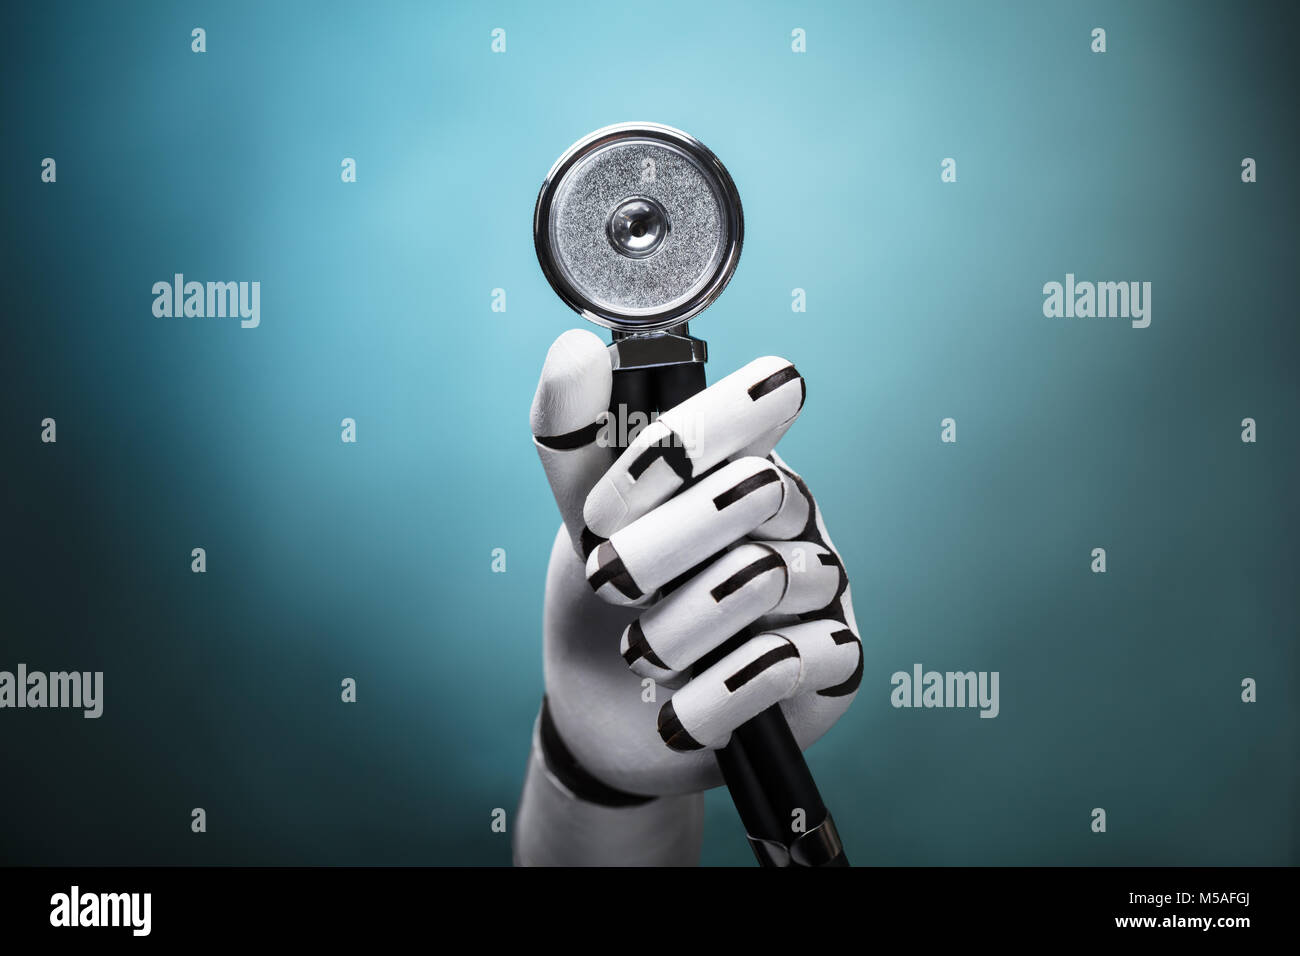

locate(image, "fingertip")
(743, 356), (806, 413)
(746, 355), (797, 382)
(657, 699), (706, 752)
(621, 621), (678, 683)
(585, 539), (645, 606)
(530, 329), (612, 438)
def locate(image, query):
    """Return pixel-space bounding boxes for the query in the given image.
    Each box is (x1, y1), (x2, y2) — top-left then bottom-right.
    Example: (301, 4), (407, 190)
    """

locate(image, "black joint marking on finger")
(628, 433), (693, 482)
(623, 620), (669, 670)
(818, 643), (864, 697)
(588, 542), (643, 601)
(692, 631), (750, 676)
(534, 420), (602, 450)
(800, 604), (848, 625)
(830, 628), (856, 646)
(766, 461), (854, 627)
(798, 550), (849, 621)
(579, 527), (606, 561)
(774, 464), (822, 545)
(658, 699), (704, 752)
(713, 468), (781, 510)
(831, 556), (849, 604)
(724, 643), (800, 693)
(747, 365), (801, 401)
(711, 553), (786, 602)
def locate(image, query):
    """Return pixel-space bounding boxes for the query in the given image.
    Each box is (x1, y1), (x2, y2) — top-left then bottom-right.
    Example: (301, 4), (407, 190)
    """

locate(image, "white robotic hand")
(531, 327), (862, 784)
(515, 329), (862, 864)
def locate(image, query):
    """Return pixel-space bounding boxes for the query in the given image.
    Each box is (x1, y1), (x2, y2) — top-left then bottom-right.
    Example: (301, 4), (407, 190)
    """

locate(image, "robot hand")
(527, 329), (863, 800)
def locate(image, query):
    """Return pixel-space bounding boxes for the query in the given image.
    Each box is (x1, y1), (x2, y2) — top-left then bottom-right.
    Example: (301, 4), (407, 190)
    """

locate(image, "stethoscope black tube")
(610, 363), (848, 867)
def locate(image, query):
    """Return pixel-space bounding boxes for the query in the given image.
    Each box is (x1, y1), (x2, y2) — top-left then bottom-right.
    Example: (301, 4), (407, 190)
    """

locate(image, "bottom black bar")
(0, 866), (1283, 941)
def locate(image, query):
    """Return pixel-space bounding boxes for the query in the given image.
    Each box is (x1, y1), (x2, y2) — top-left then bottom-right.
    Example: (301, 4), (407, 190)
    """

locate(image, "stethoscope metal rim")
(533, 122), (744, 334)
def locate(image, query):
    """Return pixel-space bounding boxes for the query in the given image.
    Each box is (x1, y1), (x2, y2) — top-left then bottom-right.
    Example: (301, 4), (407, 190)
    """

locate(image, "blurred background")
(1, 0), (1295, 865)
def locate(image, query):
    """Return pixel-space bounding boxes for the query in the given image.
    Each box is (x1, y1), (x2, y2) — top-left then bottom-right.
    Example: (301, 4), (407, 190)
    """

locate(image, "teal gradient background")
(2, 0), (1296, 865)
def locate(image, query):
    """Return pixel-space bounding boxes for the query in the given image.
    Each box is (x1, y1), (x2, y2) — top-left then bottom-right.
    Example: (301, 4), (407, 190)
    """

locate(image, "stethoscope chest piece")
(534, 123), (743, 335)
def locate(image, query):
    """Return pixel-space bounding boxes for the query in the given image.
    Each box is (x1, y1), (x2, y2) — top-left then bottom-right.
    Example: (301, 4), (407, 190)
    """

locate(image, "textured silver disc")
(535, 123), (743, 333)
